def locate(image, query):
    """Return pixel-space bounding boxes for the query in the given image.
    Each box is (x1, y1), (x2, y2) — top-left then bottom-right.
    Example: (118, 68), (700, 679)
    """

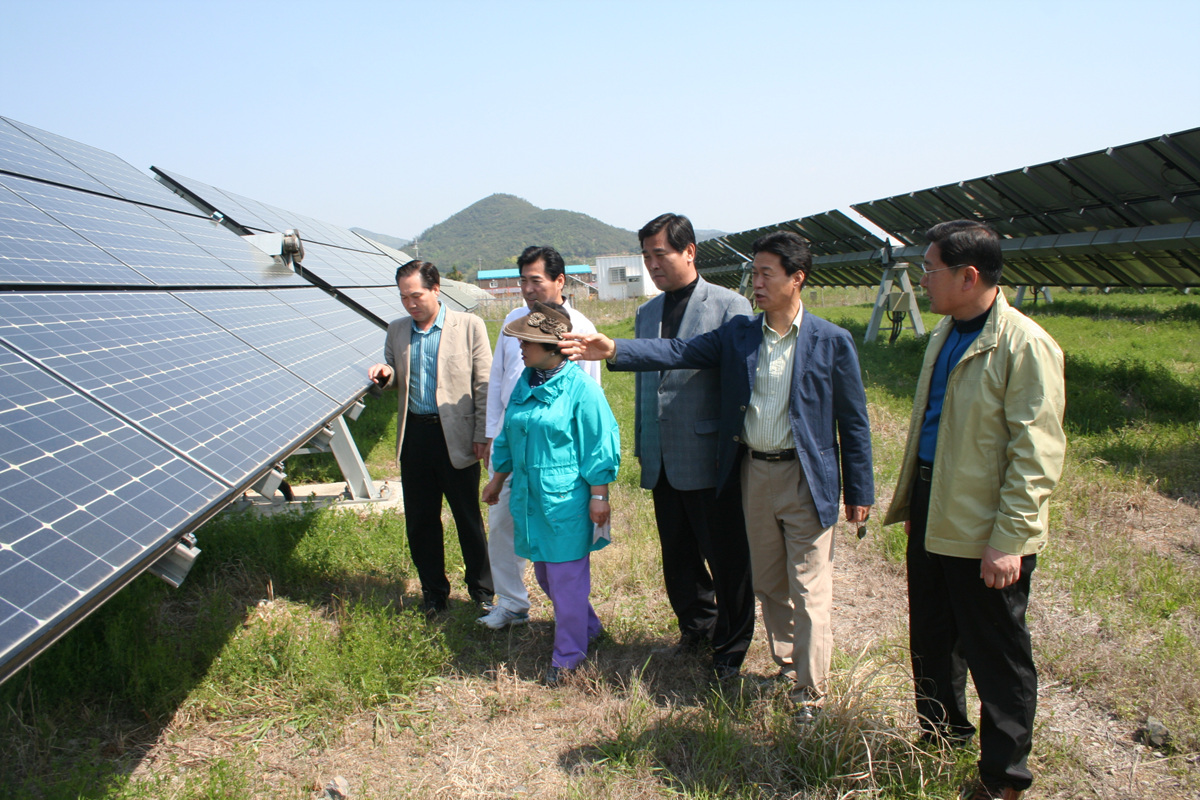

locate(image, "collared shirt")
(484, 302), (601, 439)
(742, 303), (804, 453)
(408, 303), (446, 415)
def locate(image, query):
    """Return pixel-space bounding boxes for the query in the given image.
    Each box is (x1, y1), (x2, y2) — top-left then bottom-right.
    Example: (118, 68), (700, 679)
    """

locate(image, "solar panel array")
(152, 169), (444, 322)
(697, 126), (1200, 291)
(696, 209), (887, 289)
(0, 117), (388, 684)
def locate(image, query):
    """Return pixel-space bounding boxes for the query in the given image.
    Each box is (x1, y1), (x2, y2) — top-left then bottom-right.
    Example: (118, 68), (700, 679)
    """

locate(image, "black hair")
(517, 246), (566, 282)
(638, 213), (696, 253)
(395, 259), (440, 288)
(925, 220), (1003, 286)
(751, 230), (812, 284)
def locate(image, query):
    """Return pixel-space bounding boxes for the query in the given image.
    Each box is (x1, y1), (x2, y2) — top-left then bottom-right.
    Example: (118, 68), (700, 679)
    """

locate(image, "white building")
(595, 254), (661, 301)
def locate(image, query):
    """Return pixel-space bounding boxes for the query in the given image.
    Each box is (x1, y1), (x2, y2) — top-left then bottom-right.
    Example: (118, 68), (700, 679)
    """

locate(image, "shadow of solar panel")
(5, 118), (199, 214)
(178, 289), (378, 401)
(0, 292), (341, 485)
(0, 182), (151, 286)
(0, 118), (113, 197)
(0, 344), (228, 681)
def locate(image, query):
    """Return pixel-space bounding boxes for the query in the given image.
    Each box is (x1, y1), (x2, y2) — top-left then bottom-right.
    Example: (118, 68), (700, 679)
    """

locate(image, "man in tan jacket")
(369, 260), (493, 615)
(884, 220), (1066, 800)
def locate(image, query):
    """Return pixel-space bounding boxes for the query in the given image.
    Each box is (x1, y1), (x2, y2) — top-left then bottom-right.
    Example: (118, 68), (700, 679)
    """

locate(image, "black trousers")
(907, 467), (1037, 791)
(399, 414), (493, 606)
(652, 476), (754, 669)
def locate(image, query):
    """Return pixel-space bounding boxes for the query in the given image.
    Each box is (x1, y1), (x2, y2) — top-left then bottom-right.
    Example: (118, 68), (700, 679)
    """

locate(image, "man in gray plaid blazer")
(632, 213), (754, 679)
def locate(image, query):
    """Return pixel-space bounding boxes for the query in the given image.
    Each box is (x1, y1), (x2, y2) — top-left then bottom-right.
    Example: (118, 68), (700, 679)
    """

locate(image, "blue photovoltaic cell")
(302, 240), (401, 286)
(178, 289), (376, 402)
(0, 182), (151, 286)
(0, 343), (229, 679)
(139, 205), (308, 287)
(5, 118), (199, 214)
(0, 292), (341, 485)
(0, 118), (113, 196)
(340, 286), (411, 325)
(0, 175), (254, 286)
(273, 289), (387, 359)
(155, 169), (387, 252)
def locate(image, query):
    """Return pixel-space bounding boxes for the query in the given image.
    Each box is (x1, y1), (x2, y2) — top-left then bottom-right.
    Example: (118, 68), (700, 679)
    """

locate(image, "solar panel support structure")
(251, 465), (290, 505)
(1013, 285), (1054, 307)
(864, 245), (925, 343)
(147, 533), (201, 589)
(289, 413), (384, 502)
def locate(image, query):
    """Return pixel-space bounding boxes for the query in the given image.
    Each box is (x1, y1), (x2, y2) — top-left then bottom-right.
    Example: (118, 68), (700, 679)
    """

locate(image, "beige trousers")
(740, 455), (835, 700)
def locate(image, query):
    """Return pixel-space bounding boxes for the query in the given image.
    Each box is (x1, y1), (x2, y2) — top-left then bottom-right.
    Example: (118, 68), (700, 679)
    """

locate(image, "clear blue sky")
(3, 0), (1198, 241)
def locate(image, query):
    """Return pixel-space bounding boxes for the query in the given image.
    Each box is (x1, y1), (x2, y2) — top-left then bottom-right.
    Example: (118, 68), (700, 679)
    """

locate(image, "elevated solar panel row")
(698, 126), (1200, 292)
(0, 117), (396, 685)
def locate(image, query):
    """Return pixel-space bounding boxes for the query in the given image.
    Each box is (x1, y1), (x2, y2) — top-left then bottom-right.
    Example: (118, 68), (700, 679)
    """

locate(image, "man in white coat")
(477, 245), (602, 629)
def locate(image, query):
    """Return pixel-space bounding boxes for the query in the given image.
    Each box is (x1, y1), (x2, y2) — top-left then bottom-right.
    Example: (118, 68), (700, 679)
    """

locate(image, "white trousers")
(486, 474), (531, 613)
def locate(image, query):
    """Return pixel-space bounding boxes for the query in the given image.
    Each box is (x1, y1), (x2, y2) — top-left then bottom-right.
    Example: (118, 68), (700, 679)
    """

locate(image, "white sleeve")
(568, 307), (603, 386)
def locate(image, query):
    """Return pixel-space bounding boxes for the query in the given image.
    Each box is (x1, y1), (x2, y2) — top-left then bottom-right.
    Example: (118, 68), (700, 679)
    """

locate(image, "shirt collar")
(760, 300), (804, 339)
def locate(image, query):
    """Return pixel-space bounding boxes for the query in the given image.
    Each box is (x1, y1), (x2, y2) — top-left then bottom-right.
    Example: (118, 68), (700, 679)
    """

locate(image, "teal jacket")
(492, 361), (620, 563)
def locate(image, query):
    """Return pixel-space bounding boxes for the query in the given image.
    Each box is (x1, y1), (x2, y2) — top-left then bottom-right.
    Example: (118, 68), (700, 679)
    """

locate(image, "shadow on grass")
(1024, 296), (1200, 325)
(285, 391), (399, 484)
(0, 504), (432, 797)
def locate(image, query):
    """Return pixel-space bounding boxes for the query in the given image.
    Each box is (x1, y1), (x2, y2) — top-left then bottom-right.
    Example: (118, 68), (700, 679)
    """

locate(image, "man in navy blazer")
(563, 231), (873, 711)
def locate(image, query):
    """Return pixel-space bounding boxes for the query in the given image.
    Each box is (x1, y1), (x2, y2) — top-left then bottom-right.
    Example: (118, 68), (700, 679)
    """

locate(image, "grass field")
(3, 289), (1198, 799)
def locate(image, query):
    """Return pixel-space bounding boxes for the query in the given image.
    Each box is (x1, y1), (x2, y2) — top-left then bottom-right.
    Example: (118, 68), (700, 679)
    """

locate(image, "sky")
(3, 0), (1198, 242)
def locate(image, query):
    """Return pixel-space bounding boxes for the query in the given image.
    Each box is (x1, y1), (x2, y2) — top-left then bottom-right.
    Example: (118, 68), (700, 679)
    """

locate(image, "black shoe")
(654, 633), (710, 657)
(712, 663), (741, 684)
(543, 665), (574, 687)
(421, 597), (448, 619)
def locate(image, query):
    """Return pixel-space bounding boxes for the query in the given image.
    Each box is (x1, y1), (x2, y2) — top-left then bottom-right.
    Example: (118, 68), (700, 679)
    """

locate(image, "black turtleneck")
(661, 276), (700, 339)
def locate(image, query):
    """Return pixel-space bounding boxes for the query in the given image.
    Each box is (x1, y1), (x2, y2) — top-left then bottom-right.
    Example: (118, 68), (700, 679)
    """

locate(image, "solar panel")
(0, 292), (341, 485)
(0, 181), (150, 286)
(3, 118), (199, 215)
(853, 126), (1200, 246)
(0, 118), (113, 197)
(340, 286), (411, 325)
(178, 289), (379, 402)
(0, 342), (229, 681)
(271, 289), (387, 360)
(697, 209), (887, 289)
(0, 117), (410, 685)
(155, 168), (387, 252)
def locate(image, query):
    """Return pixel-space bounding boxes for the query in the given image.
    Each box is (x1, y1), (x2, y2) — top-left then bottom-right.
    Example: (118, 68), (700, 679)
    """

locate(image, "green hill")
(403, 194), (639, 278)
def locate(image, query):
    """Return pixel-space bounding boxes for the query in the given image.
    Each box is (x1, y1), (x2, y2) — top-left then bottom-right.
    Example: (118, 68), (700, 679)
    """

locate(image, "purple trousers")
(534, 556), (602, 669)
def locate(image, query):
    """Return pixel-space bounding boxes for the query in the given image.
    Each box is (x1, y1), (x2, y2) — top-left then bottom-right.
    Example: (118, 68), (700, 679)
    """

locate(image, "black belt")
(748, 448), (797, 462)
(917, 463), (933, 482)
(408, 412), (441, 425)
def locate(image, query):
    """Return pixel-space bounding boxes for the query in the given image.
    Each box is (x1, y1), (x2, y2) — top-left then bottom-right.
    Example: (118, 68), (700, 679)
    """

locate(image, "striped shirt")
(407, 303), (446, 415)
(742, 304), (804, 453)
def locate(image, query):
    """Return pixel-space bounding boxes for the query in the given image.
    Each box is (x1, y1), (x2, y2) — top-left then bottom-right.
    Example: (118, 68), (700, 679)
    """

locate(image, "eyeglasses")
(919, 262), (972, 276)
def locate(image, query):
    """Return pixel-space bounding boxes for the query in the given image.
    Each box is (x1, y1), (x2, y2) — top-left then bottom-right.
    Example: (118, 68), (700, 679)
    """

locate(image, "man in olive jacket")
(883, 220), (1066, 800)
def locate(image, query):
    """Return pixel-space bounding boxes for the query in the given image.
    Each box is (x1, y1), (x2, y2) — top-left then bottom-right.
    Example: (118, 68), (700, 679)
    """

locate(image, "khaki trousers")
(740, 455), (834, 699)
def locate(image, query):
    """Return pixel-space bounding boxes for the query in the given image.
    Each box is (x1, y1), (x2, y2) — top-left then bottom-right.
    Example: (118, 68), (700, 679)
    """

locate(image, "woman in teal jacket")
(482, 302), (620, 686)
